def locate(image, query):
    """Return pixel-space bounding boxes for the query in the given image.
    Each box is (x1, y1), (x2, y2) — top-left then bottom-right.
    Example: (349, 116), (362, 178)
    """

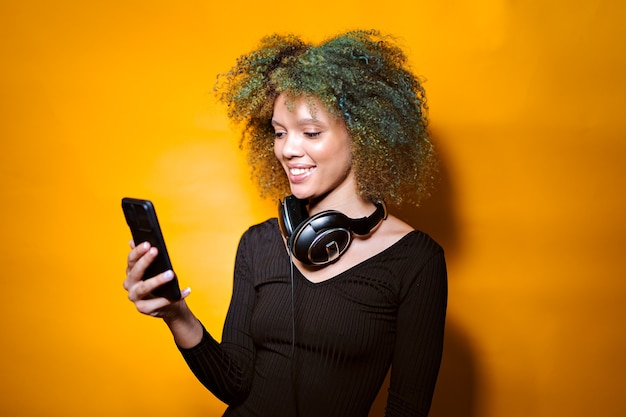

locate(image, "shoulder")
(235, 218), (290, 283)
(396, 229), (444, 257)
(370, 230), (446, 303)
(238, 217), (282, 243)
(373, 214), (443, 259)
(242, 217), (280, 238)
(380, 229), (444, 269)
(373, 215), (445, 277)
(236, 218), (284, 257)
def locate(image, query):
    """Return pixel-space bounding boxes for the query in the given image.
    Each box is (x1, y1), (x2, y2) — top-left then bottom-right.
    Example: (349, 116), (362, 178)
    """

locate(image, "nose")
(277, 133), (304, 159)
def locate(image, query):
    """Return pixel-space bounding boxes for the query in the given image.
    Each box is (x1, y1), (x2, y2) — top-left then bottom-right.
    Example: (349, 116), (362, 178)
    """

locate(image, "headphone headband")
(278, 196), (387, 265)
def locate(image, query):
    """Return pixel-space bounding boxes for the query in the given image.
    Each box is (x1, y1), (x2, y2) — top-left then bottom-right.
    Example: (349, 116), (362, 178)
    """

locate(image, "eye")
(273, 131), (286, 139)
(304, 131), (322, 138)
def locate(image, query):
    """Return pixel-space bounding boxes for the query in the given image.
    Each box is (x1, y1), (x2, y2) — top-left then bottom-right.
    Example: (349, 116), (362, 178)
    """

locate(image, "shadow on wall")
(369, 321), (478, 417)
(369, 133), (478, 416)
(429, 321), (478, 417)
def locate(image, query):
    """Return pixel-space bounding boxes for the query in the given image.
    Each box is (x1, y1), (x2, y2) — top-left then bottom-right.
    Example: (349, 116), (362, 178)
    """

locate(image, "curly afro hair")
(214, 29), (437, 206)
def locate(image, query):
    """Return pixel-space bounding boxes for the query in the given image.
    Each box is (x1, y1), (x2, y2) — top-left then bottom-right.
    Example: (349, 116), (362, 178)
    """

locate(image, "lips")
(287, 165), (315, 183)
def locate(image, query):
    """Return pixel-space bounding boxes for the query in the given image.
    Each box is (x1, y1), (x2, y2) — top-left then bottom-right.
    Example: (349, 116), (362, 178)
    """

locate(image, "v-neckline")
(280, 227), (417, 286)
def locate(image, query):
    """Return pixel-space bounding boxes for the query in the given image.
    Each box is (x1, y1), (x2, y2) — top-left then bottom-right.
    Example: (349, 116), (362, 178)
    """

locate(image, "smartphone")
(121, 197), (181, 300)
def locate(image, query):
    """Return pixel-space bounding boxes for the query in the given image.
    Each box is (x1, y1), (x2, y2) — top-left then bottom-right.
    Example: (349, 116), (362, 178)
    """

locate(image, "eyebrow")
(271, 118), (323, 127)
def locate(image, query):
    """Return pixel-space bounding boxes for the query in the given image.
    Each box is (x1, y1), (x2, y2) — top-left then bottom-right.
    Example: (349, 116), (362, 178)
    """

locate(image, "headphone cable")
(289, 250), (300, 417)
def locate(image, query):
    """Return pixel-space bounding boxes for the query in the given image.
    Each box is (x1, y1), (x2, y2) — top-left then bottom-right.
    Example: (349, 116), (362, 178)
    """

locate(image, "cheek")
(334, 137), (353, 166)
(273, 140), (281, 160)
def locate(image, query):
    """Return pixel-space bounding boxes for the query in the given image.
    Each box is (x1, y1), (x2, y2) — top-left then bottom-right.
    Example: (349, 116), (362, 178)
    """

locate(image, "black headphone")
(278, 195), (387, 266)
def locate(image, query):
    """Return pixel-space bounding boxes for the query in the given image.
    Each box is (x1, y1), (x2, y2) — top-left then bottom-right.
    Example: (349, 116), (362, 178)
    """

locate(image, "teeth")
(290, 168), (311, 175)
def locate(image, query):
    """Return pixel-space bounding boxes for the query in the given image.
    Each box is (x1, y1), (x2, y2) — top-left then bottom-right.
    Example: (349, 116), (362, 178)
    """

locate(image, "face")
(273, 94), (355, 203)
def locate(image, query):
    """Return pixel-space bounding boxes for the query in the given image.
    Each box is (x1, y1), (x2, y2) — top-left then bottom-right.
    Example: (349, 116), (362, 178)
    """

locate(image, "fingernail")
(143, 242), (150, 249)
(181, 287), (191, 297)
(163, 270), (174, 281)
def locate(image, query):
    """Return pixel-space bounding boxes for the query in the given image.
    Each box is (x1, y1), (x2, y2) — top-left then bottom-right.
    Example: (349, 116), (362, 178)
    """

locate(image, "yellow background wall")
(1, 1), (624, 416)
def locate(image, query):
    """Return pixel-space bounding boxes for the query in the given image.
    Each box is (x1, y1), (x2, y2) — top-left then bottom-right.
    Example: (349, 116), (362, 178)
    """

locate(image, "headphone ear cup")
(278, 196), (309, 242)
(292, 211), (352, 265)
(279, 196), (387, 266)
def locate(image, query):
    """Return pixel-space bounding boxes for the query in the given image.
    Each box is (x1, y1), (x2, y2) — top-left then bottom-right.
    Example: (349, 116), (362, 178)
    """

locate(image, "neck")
(307, 193), (377, 218)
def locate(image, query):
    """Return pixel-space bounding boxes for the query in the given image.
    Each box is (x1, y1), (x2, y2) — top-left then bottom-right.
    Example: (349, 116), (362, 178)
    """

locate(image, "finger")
(137, 288), (191, 319)
(127, 241), (151, 270)
(127, 269), (174, 302)
(134, 296), (174, 317)
(124, 245), (158, 291)
(126, 245), (158, 281)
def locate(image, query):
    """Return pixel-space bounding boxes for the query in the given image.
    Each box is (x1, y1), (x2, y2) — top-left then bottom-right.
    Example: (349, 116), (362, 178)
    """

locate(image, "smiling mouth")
(287, 166), (315, 183)
(289, 167), (314, 176)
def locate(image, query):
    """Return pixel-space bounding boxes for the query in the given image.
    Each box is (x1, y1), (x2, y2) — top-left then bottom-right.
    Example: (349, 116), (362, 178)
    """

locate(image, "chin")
(289, 185), (321, 201)
(290, 189), (334, 205)
(289, 190), (311, 201)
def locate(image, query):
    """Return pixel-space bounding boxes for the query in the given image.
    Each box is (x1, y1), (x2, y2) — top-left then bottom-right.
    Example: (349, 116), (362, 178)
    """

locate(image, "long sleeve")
(386, 249), (448, 417)
(178, 230), (257, 406)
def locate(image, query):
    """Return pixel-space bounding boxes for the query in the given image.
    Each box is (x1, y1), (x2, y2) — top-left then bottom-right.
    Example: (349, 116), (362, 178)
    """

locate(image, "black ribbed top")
(180, 219), (447, 417)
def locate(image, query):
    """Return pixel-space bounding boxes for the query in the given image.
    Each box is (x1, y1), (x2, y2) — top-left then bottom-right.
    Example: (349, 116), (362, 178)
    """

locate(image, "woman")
(124, 30), (447, 417)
